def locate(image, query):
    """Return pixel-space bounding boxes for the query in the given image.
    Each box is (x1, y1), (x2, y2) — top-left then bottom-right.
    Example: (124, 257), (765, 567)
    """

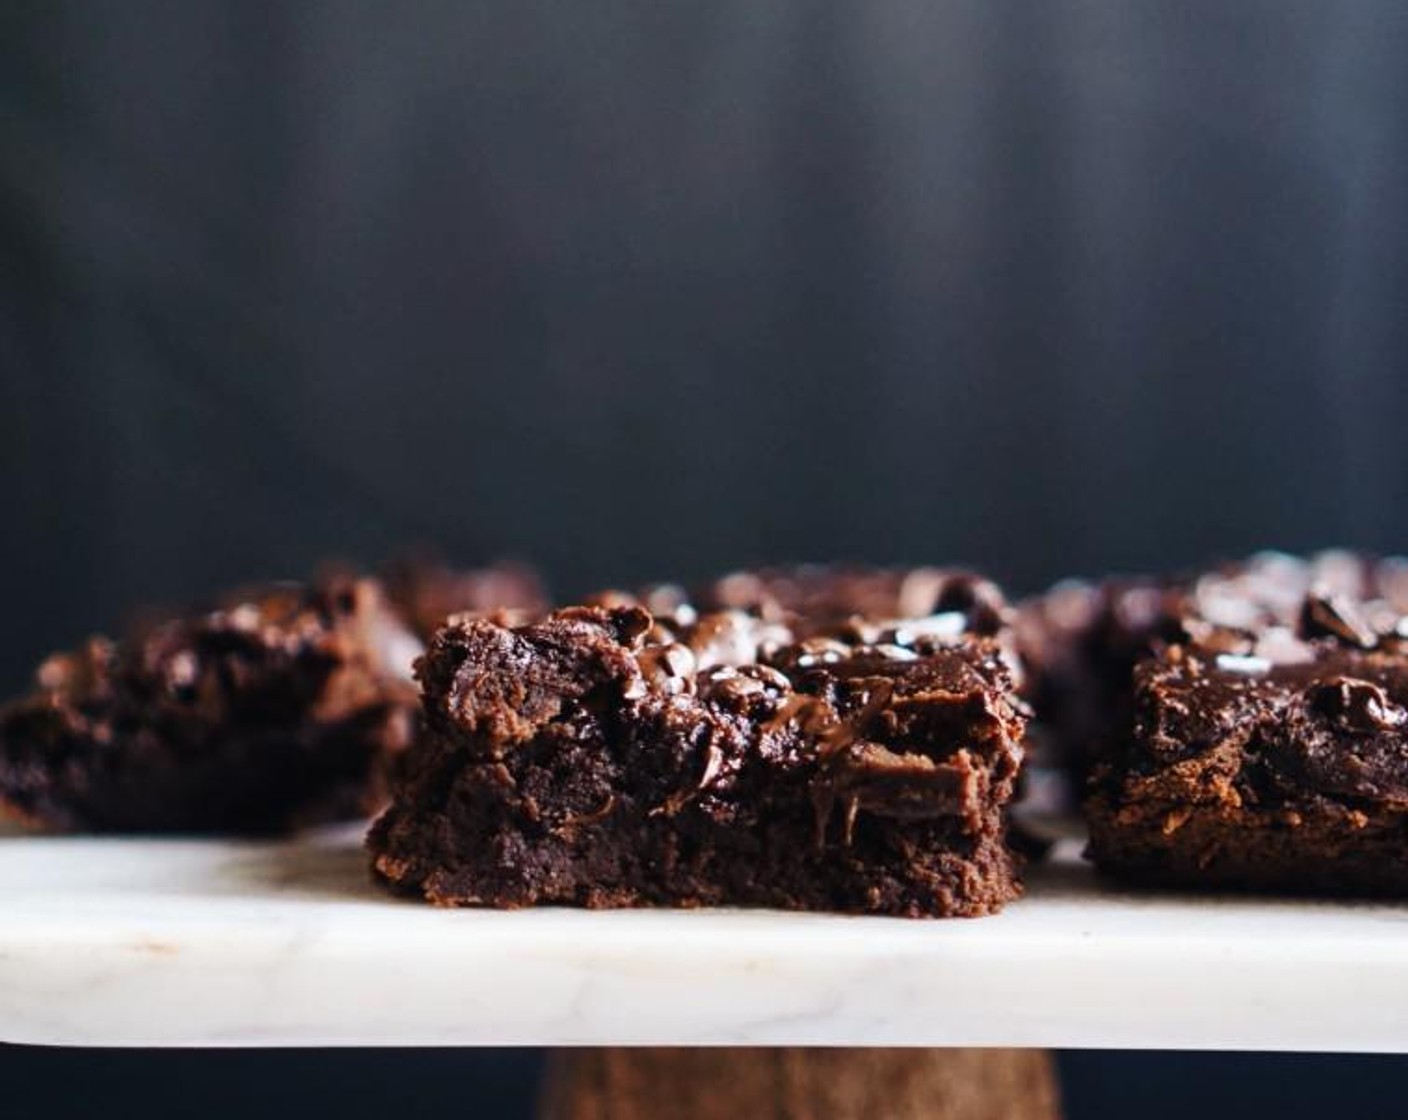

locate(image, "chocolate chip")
(931, 574), (1009, 636)
(1307, 676), (1407, 731)
(888, 612), (969, 648)
(1301, 592), (1378, 649)
(636, 643), (698, 696)
(702, 666), (766, 701)
(742, 664), (792, 692)
(1183, 619), (1256, 655)
(787, 638), (850, 669)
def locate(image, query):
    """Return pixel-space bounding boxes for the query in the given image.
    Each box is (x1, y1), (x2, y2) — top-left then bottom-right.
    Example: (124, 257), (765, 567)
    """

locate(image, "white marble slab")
(2, 828), (1406, 1051)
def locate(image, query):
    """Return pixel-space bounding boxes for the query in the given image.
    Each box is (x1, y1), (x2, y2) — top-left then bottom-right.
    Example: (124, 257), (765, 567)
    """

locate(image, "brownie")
(1086, 580), (1408, 893)
(368, 601), (1027, 917)
(383, 556), (547, 642)
(0, 578), (417, 833)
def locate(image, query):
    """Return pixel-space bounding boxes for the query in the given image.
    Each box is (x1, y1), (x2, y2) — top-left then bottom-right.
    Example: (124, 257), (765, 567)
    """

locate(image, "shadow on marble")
(1023, 839), (1408, 917)
(216, 825), (397, 903)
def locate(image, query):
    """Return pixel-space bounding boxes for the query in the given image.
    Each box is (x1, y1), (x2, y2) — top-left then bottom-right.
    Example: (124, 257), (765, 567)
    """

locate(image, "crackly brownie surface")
(692, 566), (1013, 635)
(383, 557), (547, 642)
(368, 602), (1027, 916)
(1086, 581), (1408, 894)
(1018, 551), (1408, 792)
(0, 579), (417, 833)
(593, 566), (1021, 682)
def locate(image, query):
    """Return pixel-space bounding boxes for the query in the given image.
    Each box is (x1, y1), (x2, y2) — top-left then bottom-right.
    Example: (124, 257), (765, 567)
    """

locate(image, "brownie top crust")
(1129, 645), (1408, 796)
(1089, 551), (1408, 821)
(691, 566), (1012, 636)
(417, 603), (1024, 806)
(1023, 550), (1408, 673)
(1110, 572), (1408, 813)
(1018, 550), (1408, 776)
(48, 578), (415, 720)
(592, 565), (1020, 681)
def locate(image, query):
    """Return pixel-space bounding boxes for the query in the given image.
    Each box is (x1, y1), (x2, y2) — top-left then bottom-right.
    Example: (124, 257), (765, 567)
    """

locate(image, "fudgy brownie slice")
(368, 603), (1027, 916)
(383, 556), (547, 642)
(1086, 585), (1408, 894)
(0, 578), (417, 833)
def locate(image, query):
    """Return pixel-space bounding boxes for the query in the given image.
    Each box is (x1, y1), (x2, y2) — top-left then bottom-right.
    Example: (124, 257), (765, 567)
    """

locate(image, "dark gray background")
(4, 2), (1408, 1116)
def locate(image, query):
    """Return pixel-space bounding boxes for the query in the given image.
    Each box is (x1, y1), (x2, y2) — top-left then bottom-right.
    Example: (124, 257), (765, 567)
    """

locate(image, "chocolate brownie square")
(1086, 583), (1408, 894)
(368, 601), (1027, 917)
(0, 578), (417, 833)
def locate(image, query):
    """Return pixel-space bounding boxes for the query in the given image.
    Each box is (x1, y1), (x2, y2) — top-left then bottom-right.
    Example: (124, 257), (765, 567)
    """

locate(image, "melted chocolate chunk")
(1304, 676), (1406, 733)
(1300, 592), (1378, 649)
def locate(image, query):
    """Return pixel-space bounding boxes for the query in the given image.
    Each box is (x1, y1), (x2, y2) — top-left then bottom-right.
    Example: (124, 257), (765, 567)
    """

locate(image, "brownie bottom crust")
(371, 804), (1018, 917)
(2, 706), (403, 834)
(1086, 789), (1408, 896)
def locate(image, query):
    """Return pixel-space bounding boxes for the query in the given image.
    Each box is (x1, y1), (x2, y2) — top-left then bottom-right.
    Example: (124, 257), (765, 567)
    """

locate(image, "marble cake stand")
(2, 828), (1405, 1053)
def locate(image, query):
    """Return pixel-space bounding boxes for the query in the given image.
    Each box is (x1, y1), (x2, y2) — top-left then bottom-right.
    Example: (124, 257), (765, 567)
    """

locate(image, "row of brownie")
(367, 551), (1408, 914)
(0, 562), (1010, 838)
(4, 552), (1407, 917)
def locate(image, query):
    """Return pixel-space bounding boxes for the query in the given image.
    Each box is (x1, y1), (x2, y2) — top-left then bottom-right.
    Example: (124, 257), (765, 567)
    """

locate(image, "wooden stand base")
(541, 1048), (1062, 1120)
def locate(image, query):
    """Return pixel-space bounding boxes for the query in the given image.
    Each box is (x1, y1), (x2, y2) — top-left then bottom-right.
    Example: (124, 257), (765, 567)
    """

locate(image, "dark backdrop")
(4, 2), (1408, 1117)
